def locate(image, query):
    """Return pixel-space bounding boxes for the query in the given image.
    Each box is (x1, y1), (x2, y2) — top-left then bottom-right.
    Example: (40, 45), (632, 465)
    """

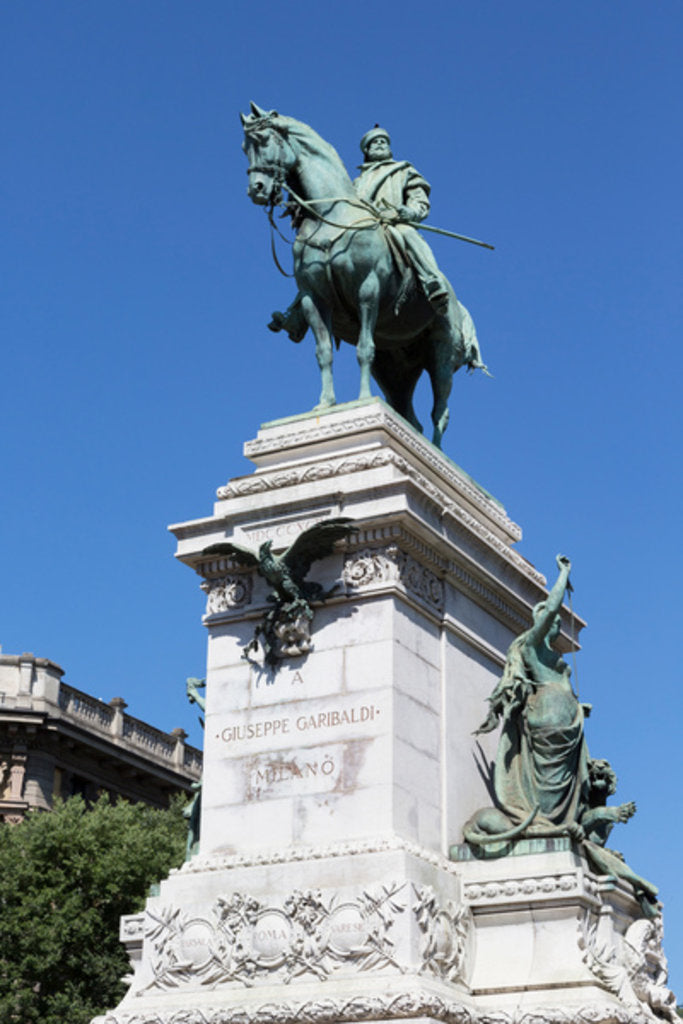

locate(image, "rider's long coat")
(354, 160), (431, 221)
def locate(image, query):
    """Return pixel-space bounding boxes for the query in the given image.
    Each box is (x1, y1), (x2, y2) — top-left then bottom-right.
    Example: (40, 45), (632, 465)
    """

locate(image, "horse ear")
(250, 101), (265, 117)
(239, 111), (247, 126)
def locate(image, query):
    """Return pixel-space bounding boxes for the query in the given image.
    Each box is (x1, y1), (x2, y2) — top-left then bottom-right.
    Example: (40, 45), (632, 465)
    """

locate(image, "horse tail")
(457, 301), (491, 375)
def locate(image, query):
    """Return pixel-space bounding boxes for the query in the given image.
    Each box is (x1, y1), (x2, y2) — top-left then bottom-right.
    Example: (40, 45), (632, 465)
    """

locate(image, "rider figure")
(355, 127), (449, 313)
(269, 126), (450, 342)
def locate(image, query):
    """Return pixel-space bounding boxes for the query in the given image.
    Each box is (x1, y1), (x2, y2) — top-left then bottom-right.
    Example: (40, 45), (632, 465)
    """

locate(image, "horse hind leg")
(371, 350), (423, 435)
(426, 330), (457, 449)
(301, 294), (336, 408)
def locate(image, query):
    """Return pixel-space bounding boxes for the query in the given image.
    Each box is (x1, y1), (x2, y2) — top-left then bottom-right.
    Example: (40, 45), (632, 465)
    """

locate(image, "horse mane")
(245, 110), (353, 189)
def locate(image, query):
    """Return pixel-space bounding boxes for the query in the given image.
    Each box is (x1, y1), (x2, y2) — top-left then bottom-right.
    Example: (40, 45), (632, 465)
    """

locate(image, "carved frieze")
(464, 872), (581, 902)
(141, 882), (406, 992)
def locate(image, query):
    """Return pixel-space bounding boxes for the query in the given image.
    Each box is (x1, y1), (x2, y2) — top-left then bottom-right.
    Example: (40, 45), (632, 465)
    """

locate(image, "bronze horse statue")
(241, 103), (488, 448)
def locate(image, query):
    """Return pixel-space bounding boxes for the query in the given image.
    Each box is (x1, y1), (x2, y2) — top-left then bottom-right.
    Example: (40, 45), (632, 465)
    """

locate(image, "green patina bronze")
(459, 555), (659, 916)
(183, 677), (205, 860)
(241, 104), (489, 449)
(204, 518), (354, 669)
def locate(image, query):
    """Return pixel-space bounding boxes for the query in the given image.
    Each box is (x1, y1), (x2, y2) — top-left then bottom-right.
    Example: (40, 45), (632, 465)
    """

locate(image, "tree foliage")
(0, 795), (186, 1024)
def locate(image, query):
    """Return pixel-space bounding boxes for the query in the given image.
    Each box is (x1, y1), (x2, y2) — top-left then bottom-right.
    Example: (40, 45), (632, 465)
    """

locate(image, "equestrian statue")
(241, 104), (491, 449)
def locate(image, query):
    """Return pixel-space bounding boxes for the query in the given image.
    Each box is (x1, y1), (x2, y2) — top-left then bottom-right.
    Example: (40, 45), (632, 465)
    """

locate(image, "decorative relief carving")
(342, 546), (401, 588)
(464, 873), (580, 902)
(343, 546), (444, 611)
(121, 913), (146, 940)
(99, 990), (653, 1024)
(272, 610), (312, 659)
(202, 574), (253, 614)
(141, 882), (406, 993)
(413, 884), (471, 983)
(623, 918), (679, 1023)
(579, 911), (678, 1023)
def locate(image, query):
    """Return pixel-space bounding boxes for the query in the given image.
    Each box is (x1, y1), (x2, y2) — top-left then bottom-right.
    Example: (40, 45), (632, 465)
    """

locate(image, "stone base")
(95, 403), (676, 1024)
(94, 841), (672, 1024)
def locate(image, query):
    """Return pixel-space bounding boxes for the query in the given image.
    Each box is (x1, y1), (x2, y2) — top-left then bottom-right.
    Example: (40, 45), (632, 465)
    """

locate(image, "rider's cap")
(360, 126), (391, 154)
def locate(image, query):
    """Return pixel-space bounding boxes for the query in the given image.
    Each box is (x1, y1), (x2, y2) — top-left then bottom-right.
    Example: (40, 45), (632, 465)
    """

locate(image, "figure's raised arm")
(526, 555), (572, 646)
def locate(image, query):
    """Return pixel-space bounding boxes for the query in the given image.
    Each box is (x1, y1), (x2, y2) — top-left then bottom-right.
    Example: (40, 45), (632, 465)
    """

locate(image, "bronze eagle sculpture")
(203, 517), (355, 667)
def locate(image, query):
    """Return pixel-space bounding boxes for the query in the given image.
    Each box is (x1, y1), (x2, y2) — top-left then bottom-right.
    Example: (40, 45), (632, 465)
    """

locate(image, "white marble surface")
(96, 402), (673, 1024)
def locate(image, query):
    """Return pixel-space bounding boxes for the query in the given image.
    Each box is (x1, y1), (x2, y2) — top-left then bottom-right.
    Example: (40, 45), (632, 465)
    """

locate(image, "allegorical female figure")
(465, 555), (659, 915)
(475, 554), (589, 833)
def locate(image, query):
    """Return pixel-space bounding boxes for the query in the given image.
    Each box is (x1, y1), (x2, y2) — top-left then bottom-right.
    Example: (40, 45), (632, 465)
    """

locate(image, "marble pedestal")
(95, 400), (674, 1024)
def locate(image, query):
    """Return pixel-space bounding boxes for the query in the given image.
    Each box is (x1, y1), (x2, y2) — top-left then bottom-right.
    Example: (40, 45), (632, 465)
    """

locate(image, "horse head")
(241, 102), (295, 206)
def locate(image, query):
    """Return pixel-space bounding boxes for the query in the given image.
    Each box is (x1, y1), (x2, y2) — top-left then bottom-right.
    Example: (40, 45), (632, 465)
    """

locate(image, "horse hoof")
(313, 400), (336, 411)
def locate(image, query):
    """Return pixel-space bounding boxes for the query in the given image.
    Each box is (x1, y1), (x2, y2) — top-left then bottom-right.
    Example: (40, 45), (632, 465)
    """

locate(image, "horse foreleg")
(301, 294), (336, 409)
(357, 272), (379, 401)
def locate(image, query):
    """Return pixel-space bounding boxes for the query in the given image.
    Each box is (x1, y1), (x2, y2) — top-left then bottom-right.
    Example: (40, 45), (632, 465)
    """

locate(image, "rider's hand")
(379, 207), (400, 225)
(396, 205), (416, 223)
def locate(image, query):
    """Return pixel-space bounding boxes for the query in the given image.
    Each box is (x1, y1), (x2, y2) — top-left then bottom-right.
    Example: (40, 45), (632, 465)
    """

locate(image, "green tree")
(0, 795), (186, 1024)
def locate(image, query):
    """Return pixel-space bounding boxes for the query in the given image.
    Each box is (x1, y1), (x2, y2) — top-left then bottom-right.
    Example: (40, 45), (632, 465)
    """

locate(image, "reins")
(265, 186), (382, 277)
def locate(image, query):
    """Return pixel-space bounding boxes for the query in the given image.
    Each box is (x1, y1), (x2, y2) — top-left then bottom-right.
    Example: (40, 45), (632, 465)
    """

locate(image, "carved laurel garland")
(97, 991), (652, 1024)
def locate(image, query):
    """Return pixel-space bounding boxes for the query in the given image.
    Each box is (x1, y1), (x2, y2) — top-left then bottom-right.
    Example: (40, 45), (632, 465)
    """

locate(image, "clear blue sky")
(2, 0), (681, 989)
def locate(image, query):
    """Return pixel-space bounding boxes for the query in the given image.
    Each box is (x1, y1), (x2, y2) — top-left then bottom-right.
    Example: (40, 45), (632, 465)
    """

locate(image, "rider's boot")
(423, 278), (450, 315)
(267, 294), (308, 343)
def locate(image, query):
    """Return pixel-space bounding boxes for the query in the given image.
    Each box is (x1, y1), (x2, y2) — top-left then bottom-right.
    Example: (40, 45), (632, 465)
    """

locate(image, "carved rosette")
(140, 882), (406, 992)
(343, 546), (444, 612)
(202, 575), (253, 615)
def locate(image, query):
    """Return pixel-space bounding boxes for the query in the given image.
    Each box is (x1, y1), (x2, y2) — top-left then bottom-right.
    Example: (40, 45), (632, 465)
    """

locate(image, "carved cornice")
(221, 429), (533, 585)
(241, 406), (512, 532)
(174, 835), (460, 876)
(218, 445), (541, 586)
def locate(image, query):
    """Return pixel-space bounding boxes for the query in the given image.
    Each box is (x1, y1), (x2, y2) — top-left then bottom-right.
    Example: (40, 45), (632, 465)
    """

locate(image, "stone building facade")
(0, 651), (202, 823)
